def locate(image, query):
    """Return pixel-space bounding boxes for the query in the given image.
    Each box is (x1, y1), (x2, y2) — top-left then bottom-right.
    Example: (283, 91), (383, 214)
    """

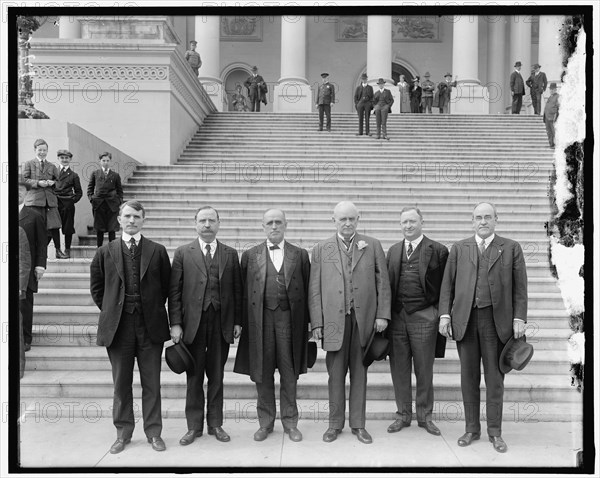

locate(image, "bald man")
(234, 209), (311, 442)
(309, 201), (391, 444)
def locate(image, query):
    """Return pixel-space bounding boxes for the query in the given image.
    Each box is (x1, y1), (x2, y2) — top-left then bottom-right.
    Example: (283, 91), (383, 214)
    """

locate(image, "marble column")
(366, 16), (393, 86)
(195, 15), (224, 111)
(274, 15), (311, 112)
(58, 16), (81, 39)
(451, 15), (488, 113)
(537, 15), (565, 111)
(509, 15), (532, 113)
(486, 16), (507, 114)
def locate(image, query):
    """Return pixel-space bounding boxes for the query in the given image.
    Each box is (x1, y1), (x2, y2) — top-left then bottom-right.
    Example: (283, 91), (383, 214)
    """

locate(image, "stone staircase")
(22, 112), (581, 424)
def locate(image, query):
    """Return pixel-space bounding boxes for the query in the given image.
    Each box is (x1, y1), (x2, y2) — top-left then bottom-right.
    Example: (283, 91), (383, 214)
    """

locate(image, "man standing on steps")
(169, 206), (242, 446)
(309, 201), (391, 444)
(510, 61), (525, 114)
(354, 72), (373, 136)
(386, 207), (448, 437)
(233, 209), (311, 442)
(525, 63), (547, 115)
(316, 72), (335, 131)
(438, 202), (528, 454)
(373, 78), (394, 140)
(543, 82), (559, 149)
(244, 66), (267, 112)
(90, 200), (172, 454)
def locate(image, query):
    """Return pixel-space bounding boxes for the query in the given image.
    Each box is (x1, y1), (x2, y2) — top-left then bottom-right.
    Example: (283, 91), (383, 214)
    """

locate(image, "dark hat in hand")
(57, 149), (72, 158)
(514, 61), (522, 67)
(165, 341), (196, 375)
(362, 329), (389, 367)
(307, 340), (317, 368)
(499, 336), (534, 374)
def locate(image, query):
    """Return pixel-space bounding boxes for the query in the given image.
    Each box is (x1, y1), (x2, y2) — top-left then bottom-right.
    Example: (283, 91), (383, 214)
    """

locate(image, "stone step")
(17, 397), (582, 423)
(28, 325), (571, 349)
(25, 345), (570, 375)
(19, 369), (579, 403)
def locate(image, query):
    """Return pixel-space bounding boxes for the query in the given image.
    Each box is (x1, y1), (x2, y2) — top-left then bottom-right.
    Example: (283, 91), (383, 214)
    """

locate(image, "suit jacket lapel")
(140, 236), (154, 280)
(283, 243), (298, 289)
(255, 243), (268, 292)
(190, 240), (207, 278)
(328, 235), (343, 275)
(468, 236), (478, 267)
(487, 236), (504, 271)
(217, 240), (226, 279)
(352, 234), (365, 271)
(419, 237), (433, 291)
(108, 238), (125, 283)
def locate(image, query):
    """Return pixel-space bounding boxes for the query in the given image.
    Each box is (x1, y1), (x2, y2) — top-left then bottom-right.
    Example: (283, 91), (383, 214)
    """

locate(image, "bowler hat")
(360, 73), (368, 80)
(424, 72), (431, 77)
(321, 72), (329, 78)
(532, 63), (541, 69)
(165, 341), (196, 375)
(376, 78), (386, 85)
(444, 72), (452, 78)
(514, 61), (522, 67)
(251, 66), (258, 72)
(413, 76), (420, 82)
(307, 340), (317, 368)
(499, 336), (534, 374)
(362, 330), (389, 367)
(190, 40), (197, 45)
(57, 149), (72, 158)
(549, 82), (557, 89)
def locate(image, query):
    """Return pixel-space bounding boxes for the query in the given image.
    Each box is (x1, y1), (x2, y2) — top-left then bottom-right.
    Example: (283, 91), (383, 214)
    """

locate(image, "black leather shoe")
(387, 419), (411, 433)
(208, 426), (230, 442)
(253, 427), (273, 442)
(322, 428), (341, 443)
(56, 249), (68, 259)
(284, 427), (303, 442)
(179, 429), (202, 446)
(355, 133), (363, 136)
(457, 432), (481, 447)
(147, 436), (166, 451)
(375, 135), (381, 139)
(383, 135), (389, 140)
(109, 437), (131, 454)
(489, 436), (508, 453)
(351, 428), (373, 444)
(418, 421), (441, 436)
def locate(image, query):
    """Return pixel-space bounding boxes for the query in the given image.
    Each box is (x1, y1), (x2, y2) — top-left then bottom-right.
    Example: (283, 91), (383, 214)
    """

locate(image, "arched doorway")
(223, 67), (251, 111)
(391, 63), (416, 85)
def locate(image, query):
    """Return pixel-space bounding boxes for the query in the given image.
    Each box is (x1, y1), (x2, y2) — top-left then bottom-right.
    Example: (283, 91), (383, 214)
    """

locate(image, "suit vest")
(338, 238), (355, 315)
(264, 252), (290, 311)
(397, 242), (428, 314)
(474, 246), (492, 308)
(122, 239), (143, 315)
(202, 251), (221, 311)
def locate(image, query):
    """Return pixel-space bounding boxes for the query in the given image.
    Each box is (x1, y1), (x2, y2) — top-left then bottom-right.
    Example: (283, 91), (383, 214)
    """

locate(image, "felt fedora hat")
(499, 336), (534, 374)
(307, 340), (317, 368)
(165, 341), (196, 375)
(362, 330), (389, 367)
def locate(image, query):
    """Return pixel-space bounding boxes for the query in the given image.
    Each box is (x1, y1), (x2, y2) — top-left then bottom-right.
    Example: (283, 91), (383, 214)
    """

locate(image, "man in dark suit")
(18, 180), (47, 352)
(386, 207), (448, 436)
(244, 66), (267, 112)
(439, 202), (528, 453)
(309, 201), (391, 444)
(354, 72), (373, 136)
(372, 78), (394, 140)
(437, 73), (457, 114)
(169, 206), (242, 446)
(525, 63), (548, 115)
(90, 200), (172, 454)
(54, 149), (82, 258)
(316, 72), (335, 131)
(510, 61), (525, 114)
(543, 82), (559, 148)
(233, 209), (310, 442)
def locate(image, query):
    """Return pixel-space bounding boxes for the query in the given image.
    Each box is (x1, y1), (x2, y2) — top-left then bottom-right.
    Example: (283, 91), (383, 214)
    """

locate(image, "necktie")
(129, 237), (137, 256)
(407, 242), (413, 258)
(205, 244), (212, 266)
(269, 244), (280, 250)
(104, 169), (109, 176)
(479, 239), (486, 256)
(343, 239), (352, 251)
(40, 160), (45, 171)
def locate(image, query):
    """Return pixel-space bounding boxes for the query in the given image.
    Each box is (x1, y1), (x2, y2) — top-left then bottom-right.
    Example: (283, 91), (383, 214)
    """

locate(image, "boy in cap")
(185, 40), (202, 76)
(510, 61), (525, 114)
(316, 73), (335, 131)
(421, 72), (435, 114)
(54, 149), (82, 258)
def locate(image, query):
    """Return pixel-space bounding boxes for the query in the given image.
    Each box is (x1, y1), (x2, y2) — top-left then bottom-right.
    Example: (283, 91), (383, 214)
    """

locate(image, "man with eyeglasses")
(234, 209), (311, 442)
(438, 202), (528, 454)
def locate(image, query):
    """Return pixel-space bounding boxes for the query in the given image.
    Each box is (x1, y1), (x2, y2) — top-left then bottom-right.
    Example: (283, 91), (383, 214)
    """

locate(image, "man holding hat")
(233, 209), (311, 443)
(54, 149), (82, 259)
(316, 72), (335, 131)
(438, 202), (528, 453)
(185, 40), (202, 76)
(169, 206), (242, 446)
(386, 207), (449, 437)
(244, 66), (267, 112)
(437, 73), (457, 114)
(353, 73), (373, 136)
(525, 64), (548, 115)
(543, 82), (559, 148)
(372, 78), (394, 140)
(309, 201), (391, 444)
(421, 72), (435, 114)
(90, 200), (172, 454)
(510, 61), (525, 114)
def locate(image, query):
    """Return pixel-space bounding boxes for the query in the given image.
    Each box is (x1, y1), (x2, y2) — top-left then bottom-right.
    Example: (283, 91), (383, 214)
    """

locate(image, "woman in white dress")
(397, 75), (411, 113)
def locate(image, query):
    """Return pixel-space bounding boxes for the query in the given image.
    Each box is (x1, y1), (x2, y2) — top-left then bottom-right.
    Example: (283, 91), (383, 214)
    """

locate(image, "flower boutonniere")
(357, 240), (368, 250)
